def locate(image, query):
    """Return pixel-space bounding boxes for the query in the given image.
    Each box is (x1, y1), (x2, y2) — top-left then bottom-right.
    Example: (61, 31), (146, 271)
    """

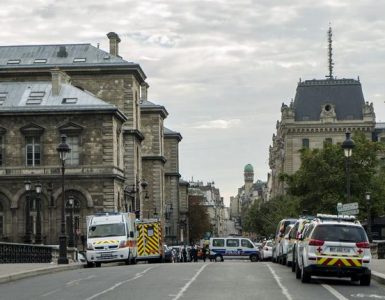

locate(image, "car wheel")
(86, 262), (94, 268)
(215, 255), (223, 262)
(250, 254), (257, 262)
(301, 261), (311, 283)
(291, 253), (296, 272)
(360, 274), (371, 286)
(95, 262), (101, 268)
(295, 261), (301, 279)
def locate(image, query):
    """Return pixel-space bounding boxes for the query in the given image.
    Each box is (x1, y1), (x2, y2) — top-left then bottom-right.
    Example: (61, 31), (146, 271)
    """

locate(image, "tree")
(188, 196), (211, 244)
(284, 132), (384, 219)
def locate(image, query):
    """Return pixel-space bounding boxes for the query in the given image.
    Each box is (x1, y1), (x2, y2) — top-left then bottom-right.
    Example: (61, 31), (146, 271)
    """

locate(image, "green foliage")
(244, 132), (385, 237)
(243, 195), (300, 237)
(188, 199), (211, 244)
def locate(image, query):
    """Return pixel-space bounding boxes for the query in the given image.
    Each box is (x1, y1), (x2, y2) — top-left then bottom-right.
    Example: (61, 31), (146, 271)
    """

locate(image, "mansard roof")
(0, 44), (146, 81)
(140, 99), (168, 119)
(164, 127), (182, 141)
(293, 78), (365, 121)
(0, 81), (126, 120)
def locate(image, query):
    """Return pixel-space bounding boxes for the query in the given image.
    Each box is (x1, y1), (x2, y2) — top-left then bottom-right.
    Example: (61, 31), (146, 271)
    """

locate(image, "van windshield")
(88, 223), (126, 238)
(312, 224), (367, 242)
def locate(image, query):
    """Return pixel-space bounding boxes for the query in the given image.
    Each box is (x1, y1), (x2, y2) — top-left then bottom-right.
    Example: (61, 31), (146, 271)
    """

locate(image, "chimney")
(51, 68), (71, 96)
(140, 82), (149, 103)
(106, 32), (121, 56)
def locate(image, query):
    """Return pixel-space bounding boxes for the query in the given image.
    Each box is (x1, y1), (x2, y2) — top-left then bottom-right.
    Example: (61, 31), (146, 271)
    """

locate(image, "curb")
(372, 271), (385, 285)
(0, 264), (85, 284)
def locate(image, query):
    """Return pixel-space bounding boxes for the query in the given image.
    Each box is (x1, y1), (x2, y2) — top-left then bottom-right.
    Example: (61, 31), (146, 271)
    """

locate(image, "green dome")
(244, 164), (254, 173)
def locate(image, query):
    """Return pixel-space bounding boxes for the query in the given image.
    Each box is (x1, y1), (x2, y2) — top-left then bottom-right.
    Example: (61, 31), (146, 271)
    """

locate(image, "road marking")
(351, 293), (385, 298)
(66, 275), (96, 286)
(171, 264), (208, 300)
(83, 267), (154, 300)
(266, 263), (293, 300)
(321, 284), (349, 300)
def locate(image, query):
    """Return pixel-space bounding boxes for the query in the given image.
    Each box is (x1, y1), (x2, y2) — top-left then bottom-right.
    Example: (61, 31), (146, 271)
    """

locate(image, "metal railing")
(0, 242), (52, 263)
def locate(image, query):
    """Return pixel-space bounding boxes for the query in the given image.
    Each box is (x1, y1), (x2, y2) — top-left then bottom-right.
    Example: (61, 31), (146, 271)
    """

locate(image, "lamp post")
(366, 192), (372, 242)
(67, 196), (75, 248)
(57, 134), (71, 264)
(35, 182), (42, 244)
(24, 180), (32, 244)
(341, 131), (355, 202)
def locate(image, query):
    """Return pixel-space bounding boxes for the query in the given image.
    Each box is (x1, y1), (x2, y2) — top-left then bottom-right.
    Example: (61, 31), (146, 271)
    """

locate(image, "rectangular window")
(26, 136), (41, 166)
(212, 239), (224, 247)
(66, 136), (79, 165)
(302, 138), (309, 149)
(7, 59), (20, 64)
(73, 58), (86, 63)
(62, 98), (78, 104)
(33, 59), (47, 64)
(0, 92), (7, 106)
(226, 239), (239, 247)
(26, 91), (45, 105)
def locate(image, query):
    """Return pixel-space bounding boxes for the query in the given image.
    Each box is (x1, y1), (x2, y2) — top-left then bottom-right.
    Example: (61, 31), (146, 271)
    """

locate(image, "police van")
(209, 236), (260, 262)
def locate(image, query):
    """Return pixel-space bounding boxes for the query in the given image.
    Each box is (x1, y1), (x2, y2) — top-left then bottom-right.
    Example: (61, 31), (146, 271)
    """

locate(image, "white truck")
(85, 212), (137, 267)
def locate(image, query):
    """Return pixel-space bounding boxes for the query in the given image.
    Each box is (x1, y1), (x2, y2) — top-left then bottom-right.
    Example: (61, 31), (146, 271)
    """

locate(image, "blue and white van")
(209, 237), (260, 262)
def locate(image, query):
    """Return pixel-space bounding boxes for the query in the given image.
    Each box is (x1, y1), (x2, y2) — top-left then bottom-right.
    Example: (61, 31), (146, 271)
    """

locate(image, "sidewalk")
(1, 260), (385, 284)
(0, 262), (85, 284)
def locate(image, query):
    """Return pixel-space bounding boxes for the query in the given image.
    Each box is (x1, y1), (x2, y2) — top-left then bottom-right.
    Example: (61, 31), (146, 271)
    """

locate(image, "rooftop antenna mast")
(326, 24), (334, 79)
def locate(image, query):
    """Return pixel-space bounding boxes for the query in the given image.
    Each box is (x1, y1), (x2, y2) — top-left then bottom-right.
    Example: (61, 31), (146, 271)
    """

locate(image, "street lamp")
(341, 131), (355, 202)
(67, 196), (75, 248)
(35, 182), (42, 244)
(366, 192), (372, 243)
(57, 134), (71, 264)
(24, 180), (32, 244)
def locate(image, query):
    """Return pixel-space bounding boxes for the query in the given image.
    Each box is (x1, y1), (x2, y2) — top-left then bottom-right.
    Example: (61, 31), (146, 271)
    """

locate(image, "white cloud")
(192, 119), (241, 129)
(1, 0), (385, 205)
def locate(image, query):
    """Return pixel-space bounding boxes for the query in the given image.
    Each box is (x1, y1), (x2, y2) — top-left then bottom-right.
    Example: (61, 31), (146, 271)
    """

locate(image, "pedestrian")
(182, 246), (187, 262)
(171, 248), (177, 263)
(190, 245), (196, 262)
(193, 245), (198, 262)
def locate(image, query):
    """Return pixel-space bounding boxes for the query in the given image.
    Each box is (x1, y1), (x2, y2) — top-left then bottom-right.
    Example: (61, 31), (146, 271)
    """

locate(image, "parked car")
(261, 240), (273, 261)
(296, 214), (371, 285)
(163, 245), (173, 263)
(277, 224), (294, 265)
(272, 218), (297, 263)
(287, 215), (314, 271)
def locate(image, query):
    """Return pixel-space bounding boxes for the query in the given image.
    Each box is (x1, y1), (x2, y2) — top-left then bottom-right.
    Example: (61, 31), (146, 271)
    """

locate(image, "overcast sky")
(1, 0), (385, 206)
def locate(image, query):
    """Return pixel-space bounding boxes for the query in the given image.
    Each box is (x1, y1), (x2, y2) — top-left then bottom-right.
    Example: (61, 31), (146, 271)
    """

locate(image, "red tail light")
(356, 242), (370, 248)
(309, 239), (324, 246)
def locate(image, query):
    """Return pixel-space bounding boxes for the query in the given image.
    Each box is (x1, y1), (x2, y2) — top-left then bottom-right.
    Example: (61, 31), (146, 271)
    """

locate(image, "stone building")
(269, 78), (376, 198)
(0, 32), (186, 245)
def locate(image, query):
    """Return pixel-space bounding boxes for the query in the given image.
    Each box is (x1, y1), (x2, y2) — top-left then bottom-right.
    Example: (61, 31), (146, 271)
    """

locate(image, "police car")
(295, 214), (371, 285)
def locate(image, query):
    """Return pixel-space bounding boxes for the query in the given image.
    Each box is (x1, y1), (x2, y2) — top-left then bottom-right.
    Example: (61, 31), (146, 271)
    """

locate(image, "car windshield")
(88, 223), (126, 238)
(312, 224), (367, 242)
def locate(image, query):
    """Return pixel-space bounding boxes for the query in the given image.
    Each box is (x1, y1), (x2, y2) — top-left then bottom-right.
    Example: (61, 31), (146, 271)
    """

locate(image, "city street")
(1, 261), (385, 300)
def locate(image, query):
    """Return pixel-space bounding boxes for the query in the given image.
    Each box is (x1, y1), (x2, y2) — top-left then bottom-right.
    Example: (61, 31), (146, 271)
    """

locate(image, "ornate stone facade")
(269, 78), (376, 198)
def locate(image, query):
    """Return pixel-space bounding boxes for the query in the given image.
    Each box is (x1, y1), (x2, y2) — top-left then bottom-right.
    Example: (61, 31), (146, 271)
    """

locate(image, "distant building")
(268, 28), (376, 198)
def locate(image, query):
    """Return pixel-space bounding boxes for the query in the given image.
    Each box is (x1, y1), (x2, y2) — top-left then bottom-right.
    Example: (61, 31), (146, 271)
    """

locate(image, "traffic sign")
(339, 209), (359, 215)
(337, 202), (358, 212)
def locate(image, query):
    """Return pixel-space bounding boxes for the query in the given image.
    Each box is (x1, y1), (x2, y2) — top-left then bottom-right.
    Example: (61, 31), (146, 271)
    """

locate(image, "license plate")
(328, 247), (351, 253)
(101, 252), (112, 258)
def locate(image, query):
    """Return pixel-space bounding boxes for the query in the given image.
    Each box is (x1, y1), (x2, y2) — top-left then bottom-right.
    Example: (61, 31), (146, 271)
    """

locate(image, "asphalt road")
(1, 261), (385, 300)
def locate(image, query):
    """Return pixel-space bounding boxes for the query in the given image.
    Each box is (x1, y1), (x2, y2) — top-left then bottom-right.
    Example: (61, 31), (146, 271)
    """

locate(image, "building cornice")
(142, 155), (167, 163)
(123, 128), (145, 141)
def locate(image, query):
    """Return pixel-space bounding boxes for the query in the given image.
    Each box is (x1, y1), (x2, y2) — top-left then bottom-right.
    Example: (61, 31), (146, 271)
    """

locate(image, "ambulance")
(135, 219), (164, 263)
(85, 212), (137, 267)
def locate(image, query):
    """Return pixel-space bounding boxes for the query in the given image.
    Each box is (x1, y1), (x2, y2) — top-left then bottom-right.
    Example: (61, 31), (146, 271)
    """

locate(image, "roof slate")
(0, 44), (132, 67)
(293, 78), (365, 121)
(0, 81), (117, 113)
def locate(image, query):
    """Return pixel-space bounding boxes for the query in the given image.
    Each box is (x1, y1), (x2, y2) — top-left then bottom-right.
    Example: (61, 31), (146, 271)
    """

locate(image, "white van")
(209, 237), (260, 262)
